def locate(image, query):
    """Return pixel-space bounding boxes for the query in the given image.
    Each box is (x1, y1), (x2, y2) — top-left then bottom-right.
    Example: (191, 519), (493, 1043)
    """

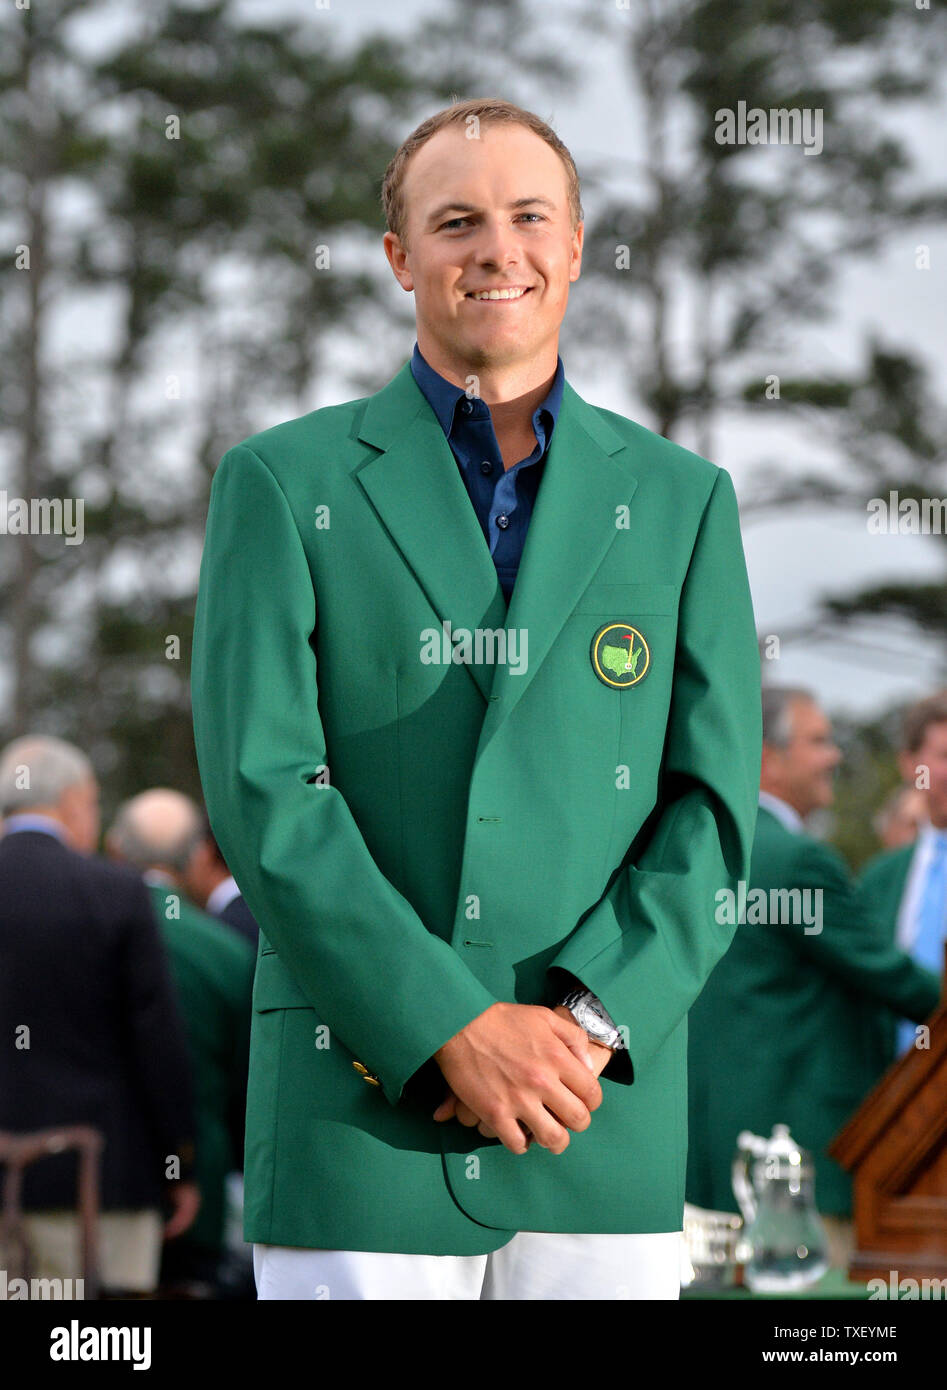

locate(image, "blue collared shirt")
(410, 341), (565, 602)
(2, 812), (68, 842)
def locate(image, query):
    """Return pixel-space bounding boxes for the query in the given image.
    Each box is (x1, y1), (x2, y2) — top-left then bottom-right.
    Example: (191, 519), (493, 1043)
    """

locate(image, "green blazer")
(190, 360), (763, 1254)
(685, 807), (940, 1218)
(147, 883), (255, 1251)
(858, 843), (921, 1058)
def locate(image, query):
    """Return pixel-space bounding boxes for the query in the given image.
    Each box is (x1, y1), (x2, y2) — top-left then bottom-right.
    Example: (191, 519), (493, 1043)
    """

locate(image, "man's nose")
(474, 220), (520, 266)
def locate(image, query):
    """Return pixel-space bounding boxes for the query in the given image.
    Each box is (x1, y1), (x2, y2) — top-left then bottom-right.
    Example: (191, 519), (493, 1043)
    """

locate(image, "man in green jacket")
(859, 689), (947, 1057)
(686, 686), (940, 1267)
(107, 790), (255, 1295)
(190, 97), (762, 1300)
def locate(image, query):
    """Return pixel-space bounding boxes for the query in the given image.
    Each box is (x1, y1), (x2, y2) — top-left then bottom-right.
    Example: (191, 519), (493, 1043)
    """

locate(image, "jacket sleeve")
(546, 466), (762, 1084)
(122, 876), (197, 1181)
(794, 842), (940, 1020)
(190, 443), (497, 1105)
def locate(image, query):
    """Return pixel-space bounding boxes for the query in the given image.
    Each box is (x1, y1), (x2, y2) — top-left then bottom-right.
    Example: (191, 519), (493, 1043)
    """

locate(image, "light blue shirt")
(2, 812), (68, 843)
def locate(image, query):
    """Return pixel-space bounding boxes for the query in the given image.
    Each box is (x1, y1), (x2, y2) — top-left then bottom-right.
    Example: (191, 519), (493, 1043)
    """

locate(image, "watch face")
(576, 998), (609, 1041)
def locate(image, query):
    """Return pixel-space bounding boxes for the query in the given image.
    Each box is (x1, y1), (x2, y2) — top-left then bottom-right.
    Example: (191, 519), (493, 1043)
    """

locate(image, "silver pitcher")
(731, 1124), (829, 1293)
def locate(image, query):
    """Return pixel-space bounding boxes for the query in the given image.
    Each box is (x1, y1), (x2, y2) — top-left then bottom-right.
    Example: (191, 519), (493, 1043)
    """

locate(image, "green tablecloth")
(683, 1268), (872, 1300)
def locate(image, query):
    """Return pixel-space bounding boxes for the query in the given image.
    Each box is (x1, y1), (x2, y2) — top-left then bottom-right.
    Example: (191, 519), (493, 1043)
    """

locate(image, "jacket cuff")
(548, 967), (634, 1084)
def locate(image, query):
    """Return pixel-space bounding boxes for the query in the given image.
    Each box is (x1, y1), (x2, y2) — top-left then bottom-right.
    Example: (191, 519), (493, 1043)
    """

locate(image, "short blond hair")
(381, 97), (584, 249)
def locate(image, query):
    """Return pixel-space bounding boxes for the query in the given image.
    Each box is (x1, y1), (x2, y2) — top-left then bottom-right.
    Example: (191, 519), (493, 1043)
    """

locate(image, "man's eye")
(439, 213), (545, 230)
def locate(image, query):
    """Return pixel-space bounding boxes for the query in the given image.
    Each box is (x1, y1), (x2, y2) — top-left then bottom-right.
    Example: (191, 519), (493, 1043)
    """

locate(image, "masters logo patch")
(590, 622), (651, 689)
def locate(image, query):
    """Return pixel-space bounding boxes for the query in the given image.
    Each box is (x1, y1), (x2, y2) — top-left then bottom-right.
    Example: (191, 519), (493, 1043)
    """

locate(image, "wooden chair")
(0, 1126), (104, 1300)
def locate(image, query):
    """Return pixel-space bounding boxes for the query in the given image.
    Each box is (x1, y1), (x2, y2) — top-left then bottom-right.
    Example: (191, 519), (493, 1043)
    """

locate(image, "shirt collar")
(916, 818), (947, 853)
(758, 790), (805, 835)
(206, 875), (241, 917)
(2, 812), (69, 843)
(409, 340), (565, 442)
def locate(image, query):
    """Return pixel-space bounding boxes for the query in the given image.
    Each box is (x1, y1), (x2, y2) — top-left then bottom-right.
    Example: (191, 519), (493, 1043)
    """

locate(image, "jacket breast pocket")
(571, 582), (678, 616)
(252, 949), (313, 1012)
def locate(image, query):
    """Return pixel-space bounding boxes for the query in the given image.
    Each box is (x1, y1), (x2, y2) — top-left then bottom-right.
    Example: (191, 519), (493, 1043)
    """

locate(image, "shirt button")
(480, 460), (493, 475)
(461, 399), (474, 415)
(497, 514), (510, 529)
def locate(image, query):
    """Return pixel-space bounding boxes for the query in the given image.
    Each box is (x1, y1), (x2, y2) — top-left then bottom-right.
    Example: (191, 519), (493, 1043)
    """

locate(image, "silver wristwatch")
(559, 987), (622, 1050)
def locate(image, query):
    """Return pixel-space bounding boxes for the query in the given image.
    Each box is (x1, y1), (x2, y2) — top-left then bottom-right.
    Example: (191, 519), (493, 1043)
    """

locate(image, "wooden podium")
(829, 953), (947, 1282)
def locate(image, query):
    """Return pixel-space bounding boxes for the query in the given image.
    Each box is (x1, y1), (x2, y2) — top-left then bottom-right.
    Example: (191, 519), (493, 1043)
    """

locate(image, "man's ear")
(383, 231), (414, 291)
(569, 220), (584, 282)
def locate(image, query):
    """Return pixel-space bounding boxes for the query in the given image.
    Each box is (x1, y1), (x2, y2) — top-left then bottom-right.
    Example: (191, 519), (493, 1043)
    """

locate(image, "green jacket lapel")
(356, 364), (506, 704)
(481, 381), (638, 743)
(357, 361), (639, 737)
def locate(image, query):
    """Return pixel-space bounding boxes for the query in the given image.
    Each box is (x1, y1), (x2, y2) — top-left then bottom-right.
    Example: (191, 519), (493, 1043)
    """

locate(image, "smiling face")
(383, 122), (582, 380)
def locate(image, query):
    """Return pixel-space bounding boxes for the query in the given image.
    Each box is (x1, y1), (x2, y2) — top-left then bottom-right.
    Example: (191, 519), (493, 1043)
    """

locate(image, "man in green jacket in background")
(191, 97), (763, 1300)
(859, 689), (947, 1058)
(107, 789), (255, 1296)
(686, 686), (940, 1270)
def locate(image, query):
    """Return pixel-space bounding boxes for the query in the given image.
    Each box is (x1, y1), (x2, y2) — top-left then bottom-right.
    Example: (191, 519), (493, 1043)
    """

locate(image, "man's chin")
(458, 317), (544, 352)
(454, 340), (533, 371)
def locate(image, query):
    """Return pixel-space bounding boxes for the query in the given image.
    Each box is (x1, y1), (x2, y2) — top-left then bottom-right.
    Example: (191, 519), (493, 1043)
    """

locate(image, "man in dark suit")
(0, 735), (198, 1295)
(106, 789), (255, 1297)
(182, 813), (260, 947)
(686, 687), (940, 1270)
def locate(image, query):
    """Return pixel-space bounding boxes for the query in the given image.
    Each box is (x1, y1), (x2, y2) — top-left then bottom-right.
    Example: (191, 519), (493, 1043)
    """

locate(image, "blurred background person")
(872, 785), (928, 852)
(0, 735), (198, 1297)
(2, 0), (944, 1313)
(106, 789), (255, 1298)
(860, 691), (947, 1057)
(183, 811), (260, 948)
(686, 686), (941, 1271)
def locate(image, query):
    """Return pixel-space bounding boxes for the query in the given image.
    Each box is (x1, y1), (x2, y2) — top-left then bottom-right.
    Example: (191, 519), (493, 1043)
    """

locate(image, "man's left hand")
(432, 1006), (614, 1138)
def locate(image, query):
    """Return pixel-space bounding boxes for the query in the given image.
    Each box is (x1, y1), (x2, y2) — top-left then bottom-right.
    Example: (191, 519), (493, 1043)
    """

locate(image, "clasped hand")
(431, 1002), (611, 1156)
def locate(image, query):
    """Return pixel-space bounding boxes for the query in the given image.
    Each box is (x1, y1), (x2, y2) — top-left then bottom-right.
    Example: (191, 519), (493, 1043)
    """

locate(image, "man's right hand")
(432, 1002), (603, 1156)
(163, 1180), (201, 1239)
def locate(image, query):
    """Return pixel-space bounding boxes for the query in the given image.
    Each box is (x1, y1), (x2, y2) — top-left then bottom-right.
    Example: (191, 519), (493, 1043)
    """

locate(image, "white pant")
(253, 1230), (683, 1300)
